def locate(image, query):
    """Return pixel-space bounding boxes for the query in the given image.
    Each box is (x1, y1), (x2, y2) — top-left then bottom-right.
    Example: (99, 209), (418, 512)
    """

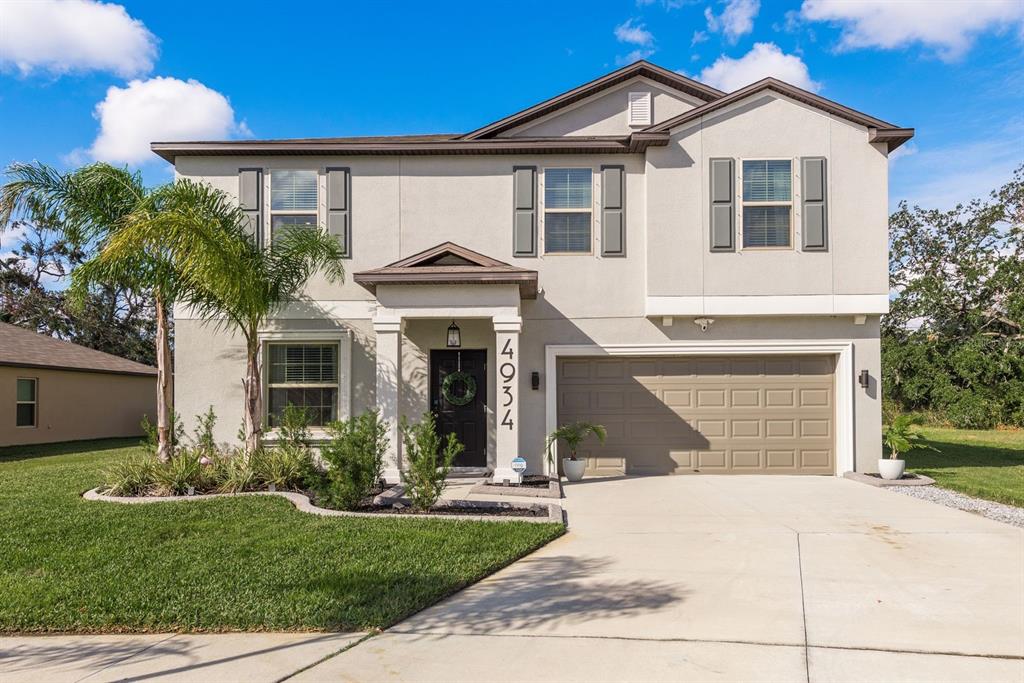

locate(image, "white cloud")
(85, 77), (249, 165)
(0, 0), (157, 78)
(698, 42), (821, 92)
(800, 0), (1024, 61)
(691, 30), (708, 46)
(705, 0), (761, 43)
(887, 143), (917, 166)
(615, 18), (655, 46)
(616, 48), (656, 66)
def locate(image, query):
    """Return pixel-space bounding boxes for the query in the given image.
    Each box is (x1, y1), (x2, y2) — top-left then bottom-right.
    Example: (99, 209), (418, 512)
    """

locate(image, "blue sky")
(1, 0), (1022, 212)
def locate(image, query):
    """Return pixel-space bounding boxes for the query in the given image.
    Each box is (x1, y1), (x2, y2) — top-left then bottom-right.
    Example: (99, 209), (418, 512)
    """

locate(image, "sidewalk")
(0, 632), (365, 682)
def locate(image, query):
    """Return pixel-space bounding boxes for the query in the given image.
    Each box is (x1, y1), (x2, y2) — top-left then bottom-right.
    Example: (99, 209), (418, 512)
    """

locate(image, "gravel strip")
(887, 485), (1024, 528)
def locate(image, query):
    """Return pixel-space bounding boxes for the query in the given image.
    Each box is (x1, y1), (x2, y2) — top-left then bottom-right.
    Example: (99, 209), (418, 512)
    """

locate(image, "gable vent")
(628, 91), (652, 126)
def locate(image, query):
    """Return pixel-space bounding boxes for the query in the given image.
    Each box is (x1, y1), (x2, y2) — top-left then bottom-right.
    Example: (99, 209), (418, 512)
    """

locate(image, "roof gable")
(461, 61), (724, 140)
(354, 242), (538, 298)
(646, 77), (914, 151)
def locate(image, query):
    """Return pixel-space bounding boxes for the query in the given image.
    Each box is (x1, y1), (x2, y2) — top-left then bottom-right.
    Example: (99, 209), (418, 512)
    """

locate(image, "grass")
(0, 439), (563, 634)
(904, 427), (1024, 507)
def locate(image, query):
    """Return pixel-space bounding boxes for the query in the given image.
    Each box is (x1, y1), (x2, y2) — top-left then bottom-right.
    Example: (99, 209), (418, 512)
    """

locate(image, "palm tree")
(546, 421), (607, 465)
(883, 413), (939, 460)
(90, 180), (345, 454)
(1, 162), (180, 461)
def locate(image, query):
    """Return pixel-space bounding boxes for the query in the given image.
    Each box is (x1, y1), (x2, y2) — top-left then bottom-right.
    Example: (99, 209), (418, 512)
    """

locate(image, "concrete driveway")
(299, 476), (1024, 682)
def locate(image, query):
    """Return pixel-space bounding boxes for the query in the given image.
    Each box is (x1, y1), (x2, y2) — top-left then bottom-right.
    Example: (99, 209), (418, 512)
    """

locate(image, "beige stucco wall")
(0, 366), (155, 446)
(174, 313), (883, 473)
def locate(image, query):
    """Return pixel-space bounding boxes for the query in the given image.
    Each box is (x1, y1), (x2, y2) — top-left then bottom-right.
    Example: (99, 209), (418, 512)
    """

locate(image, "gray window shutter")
(327, 167), (351, 257)
(801, 157), (827, 251)
(709, 158), (734, 252)
(238, 168), (262, 248)
(512, 166), (536, 257)
(601, 165), (625, 256)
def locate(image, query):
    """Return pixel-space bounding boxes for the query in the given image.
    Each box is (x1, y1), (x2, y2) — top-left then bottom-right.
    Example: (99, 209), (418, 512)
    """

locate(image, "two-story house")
(154, 61), (912, 483)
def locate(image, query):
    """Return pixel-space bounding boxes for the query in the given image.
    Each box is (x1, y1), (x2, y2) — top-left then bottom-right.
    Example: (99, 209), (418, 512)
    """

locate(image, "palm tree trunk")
(154, 295), (173, 463)
(242, 334), (263, 455)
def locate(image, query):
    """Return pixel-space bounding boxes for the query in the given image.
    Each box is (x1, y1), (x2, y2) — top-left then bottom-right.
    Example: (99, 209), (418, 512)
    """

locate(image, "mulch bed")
(352, 502), (547, 517)
(482, 475), (555, 489)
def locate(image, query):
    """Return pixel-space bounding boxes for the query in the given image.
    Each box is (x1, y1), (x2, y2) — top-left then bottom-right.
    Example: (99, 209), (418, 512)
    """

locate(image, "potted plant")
(546, 422), (606, 482)
(880, 413), (938, 480)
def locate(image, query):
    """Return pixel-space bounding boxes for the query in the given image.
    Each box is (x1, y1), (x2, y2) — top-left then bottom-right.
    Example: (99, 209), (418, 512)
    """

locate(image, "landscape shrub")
(317, 409), (389, 510)
(102, 454), (157, 496)
(400, 413), (462, 511)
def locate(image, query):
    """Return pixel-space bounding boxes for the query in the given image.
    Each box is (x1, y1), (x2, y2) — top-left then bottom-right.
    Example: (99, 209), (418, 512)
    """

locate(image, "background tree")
(884, 163), (1024, 427)
(0, 210), (155, 364)
(88, 180), (345, 454)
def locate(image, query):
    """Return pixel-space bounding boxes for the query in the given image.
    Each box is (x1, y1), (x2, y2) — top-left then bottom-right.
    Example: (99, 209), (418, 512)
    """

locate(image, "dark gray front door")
(430, 349), (487, 468)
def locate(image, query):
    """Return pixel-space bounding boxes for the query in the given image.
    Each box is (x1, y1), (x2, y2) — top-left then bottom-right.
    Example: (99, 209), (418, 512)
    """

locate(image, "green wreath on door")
(442, 371), (477, 406)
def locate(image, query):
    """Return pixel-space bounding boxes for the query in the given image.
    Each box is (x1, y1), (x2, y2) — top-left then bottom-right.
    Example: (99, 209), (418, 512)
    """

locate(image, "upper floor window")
(544, 168), (592, 254)
(742, 159), (792, 249)
(267, 343), (338, 428)
(16, 378), (37, 427)
(270, 170), (318, 242)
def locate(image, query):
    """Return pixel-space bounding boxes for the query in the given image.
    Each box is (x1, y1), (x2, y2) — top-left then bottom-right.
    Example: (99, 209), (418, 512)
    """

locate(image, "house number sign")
(500, 338), (515, 430)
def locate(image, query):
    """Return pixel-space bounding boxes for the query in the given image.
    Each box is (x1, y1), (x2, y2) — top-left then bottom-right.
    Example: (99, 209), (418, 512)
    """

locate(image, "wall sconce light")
(446, 321), (461, 348)
(859, 370), (870, 389)
(531, 371), (540, 390)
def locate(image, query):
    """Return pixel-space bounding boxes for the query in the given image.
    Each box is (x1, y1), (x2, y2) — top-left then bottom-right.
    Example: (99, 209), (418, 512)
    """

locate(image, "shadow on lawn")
(0, 438), (140, 463)
(388, 555), (687, 635)
(905, 438), (1024, 471)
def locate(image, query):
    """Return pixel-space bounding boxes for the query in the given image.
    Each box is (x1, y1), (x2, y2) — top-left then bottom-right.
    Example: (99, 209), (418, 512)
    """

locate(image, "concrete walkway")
(3, 476), (1022, 682)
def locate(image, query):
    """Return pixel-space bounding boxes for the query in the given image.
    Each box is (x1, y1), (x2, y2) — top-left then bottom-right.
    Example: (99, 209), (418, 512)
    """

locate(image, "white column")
(375, 317), (402, 484)
(492, 317), (522, 484)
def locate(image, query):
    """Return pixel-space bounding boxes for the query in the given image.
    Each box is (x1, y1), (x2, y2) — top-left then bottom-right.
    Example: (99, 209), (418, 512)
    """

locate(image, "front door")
(430, 349), (487, 468)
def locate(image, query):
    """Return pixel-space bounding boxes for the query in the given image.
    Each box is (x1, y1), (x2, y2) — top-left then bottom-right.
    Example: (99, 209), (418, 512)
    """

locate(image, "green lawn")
(905, 428), (1024, 507)
(0, 439), (563, 634)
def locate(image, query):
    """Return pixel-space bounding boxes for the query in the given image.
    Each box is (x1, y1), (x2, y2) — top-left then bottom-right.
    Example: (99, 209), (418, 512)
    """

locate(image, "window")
(270, 169), (318, 242)
(266, 344), (338, 428)
(544, 168), (592, 253)
(742, 159), (793, 248)
(628, 91), (651, 126)
(16, 378), (36, 427)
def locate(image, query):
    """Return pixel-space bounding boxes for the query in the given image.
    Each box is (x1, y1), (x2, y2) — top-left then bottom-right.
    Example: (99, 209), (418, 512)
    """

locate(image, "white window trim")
(268, 169), (320, 244)
(16, 377), (37, 428)
(739, 157), (795, 251)
(258, 329), (352, 440)
(540, 166), (596, 255)
(627, 91), (652, 127)
(544, 341), (854, 477)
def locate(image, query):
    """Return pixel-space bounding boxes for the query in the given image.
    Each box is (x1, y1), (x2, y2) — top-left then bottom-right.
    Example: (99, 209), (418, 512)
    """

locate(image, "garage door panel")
(557, 355), (835, 476)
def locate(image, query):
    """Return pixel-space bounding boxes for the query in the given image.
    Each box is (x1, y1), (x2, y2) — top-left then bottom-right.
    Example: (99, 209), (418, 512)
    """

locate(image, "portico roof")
(353, 242), (538, 299)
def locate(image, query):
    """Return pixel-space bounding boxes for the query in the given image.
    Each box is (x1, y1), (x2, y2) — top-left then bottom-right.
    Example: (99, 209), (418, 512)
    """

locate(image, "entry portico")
(354, 243), (538, 484)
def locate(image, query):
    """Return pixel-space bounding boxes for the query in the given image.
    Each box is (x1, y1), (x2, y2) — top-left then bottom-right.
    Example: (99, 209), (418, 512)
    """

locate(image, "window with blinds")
(544, 168), (592, 253)
(267, 343), (338, 427)
(270, 170), (318, 242)
(741, 159), (792, 248)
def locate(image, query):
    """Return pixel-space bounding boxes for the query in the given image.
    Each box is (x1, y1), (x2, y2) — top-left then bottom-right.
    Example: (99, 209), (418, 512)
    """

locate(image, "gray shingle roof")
(0, 322), (157, 376)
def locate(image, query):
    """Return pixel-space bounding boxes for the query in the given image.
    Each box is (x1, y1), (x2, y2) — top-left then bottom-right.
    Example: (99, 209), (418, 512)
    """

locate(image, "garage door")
(556, 355), (835, 475)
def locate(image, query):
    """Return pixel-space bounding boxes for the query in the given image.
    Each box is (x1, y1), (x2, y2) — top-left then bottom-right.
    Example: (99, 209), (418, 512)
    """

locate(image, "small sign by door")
(511, 457), (527, 473)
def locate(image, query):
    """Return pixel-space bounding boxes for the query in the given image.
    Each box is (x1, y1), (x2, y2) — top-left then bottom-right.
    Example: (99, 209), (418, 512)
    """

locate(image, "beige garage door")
(556, 355), (835, 475)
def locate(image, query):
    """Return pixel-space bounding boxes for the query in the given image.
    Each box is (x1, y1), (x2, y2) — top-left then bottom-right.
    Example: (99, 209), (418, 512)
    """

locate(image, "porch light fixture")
(446, 321), (461, 348)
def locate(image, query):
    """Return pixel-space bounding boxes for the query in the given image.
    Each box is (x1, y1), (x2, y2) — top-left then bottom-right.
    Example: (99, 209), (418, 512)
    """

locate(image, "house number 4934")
(500, 338), (515, 430)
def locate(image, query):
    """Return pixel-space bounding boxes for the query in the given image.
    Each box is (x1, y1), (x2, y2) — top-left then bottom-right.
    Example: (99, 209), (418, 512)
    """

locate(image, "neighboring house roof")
(353, 242), (538, 299)
(458, 60), (725, 140)
(151, 62), (911, 161)
(645, 77), (914, 151)
(0, 322), (158, 377)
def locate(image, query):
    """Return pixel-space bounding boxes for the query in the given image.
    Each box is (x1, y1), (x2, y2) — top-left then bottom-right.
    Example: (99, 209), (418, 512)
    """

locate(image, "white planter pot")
(878, 458), (906, 480)
(562, 458), (587, 482)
